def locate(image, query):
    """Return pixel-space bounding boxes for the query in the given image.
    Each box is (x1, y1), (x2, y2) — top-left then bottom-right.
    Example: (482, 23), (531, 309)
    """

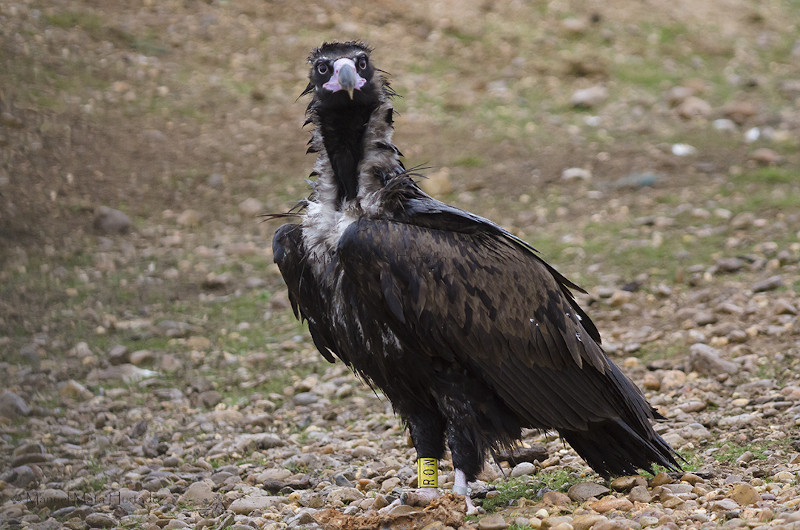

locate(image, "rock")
(590, 496), (633, 513)
(716, 257), (747, 273)
(238, 197), (264, 217)
(722, 101), (758, 124)
(107, 345), (130, 364)
(93, 205), (132, 234)
(572, 514), (609, 530)
(180, 481), (216, 504)
(293, 392), (319, 406)
(718, 413), (757, 428)
(688, 344), (738, 375)
(752, 275), (783, 292)
(660, 369), (687, 389)
(177, 209), (202, 227)
(229, 494), (287, 514)
(84, 513), (117, 528)
(711, 498), (739, 511)
(649, 472), (673, 486)
(693, 311), (718, 326)
(327, 487), (365, 505)
(207, 173), (225, 189)
(541, 515), (573, 528)
(642, 373), (660, 390)
(510, 462), (536, 478)
(198, 390), (223, 408)
(568, 482), (610, 502)
(0, 391), (31, 418)
(59, 380), (93, 401)
(628, 485), (651, 503)
(129, 349), (155, 366)
(561, 167), (592, 181)
(571, 85), (608, 108)
(675, 96), (712, 119)
(477, 513), (508, 530)
(750, 147), (783, 165)
(542, 491), (571, 507)
(729, 483), (761, 505)
(9, 465), (37, 488)
(610, 476), (646, 492)
(88, 364), (158, 383)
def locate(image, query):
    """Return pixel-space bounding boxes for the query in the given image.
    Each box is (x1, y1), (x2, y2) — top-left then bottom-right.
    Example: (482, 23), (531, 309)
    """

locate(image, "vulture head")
(304, 41), (385, 110)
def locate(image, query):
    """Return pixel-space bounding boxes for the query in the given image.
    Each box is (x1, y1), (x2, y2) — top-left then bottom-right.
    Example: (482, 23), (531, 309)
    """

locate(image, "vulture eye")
(317, 62), (329, 75)
(357, 56), (368, 70)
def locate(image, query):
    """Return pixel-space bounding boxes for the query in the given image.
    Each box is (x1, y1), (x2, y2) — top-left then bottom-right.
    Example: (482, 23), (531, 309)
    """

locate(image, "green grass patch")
(481, 469), (580, 512)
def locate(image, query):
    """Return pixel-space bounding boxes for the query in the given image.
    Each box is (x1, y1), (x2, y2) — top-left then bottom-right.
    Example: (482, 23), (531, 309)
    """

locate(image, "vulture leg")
(454, 469), (479, 515)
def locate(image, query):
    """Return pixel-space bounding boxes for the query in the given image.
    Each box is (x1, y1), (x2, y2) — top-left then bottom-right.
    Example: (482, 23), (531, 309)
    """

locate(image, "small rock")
(628, 485), (651, 503)
(610, 476), (646, 492)
(716, 257), (747, 273)
(572, 514), (608, 530)
(642, 373), (660, 390)
(561, 167), (592, 181)
(129, 349), (155, 366)
(239, 197), (264, 217)
(752, 275), (783, 292)
(93, 205), (132, 235)
(0, 391), (31, 418)
(568, 482), (610, 502)
(590, 495), (633, 513)
(718, 413), (758, 428)
(180, 481), (216, 504)
(496, 444), (549, 465)
(59, 380), (93, 401)
(750, 148), (783, 166)
(542, 491), (571, 507)
(688, 344), (738, 375)
(477, 513), (508, 530)
(327, 487), (365, 505)
(198, 390), (223, 408)
(649, 472), (673, 486)
(229, 494), (287, 514)
(107, 345), (130, 364)
(510, 462), (537, 478)
(711, 498), (739, 511)
(675, 96), (712, 120)
(660, 369), (687, 389)
(293, 392), (318, 406)
(571, 85), (608, 108)
(177, 209), (202, 227)
(729, 483), (761, 506)
(84, 513), (117, 528)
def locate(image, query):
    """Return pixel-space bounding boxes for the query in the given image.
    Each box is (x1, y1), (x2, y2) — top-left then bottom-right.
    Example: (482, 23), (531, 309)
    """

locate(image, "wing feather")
(337, 216), (653, 432)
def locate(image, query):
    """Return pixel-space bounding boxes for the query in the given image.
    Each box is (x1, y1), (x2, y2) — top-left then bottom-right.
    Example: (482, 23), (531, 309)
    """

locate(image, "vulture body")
(273, 42), (679, 503)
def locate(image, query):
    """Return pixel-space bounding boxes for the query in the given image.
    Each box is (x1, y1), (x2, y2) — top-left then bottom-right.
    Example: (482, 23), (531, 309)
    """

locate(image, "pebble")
(688, 343), (739, 375)
(571, 85), (609, 108)
(542, 491), (571, 507)
(510, 461), (537, 477)
(229, 494), (287, 514)
(675, 96), (712, 119)
(729, 483), (761, 505)
(59, 379), (93, 401)
(628, 485), (651, 503)
(0, 391), (32, 418)
(752, 275), (783, 292)
(180, 481), (217, 504)
(93, 205), (132, 234)
(591, 496), (633, 513)
(478, 513), (508, 529)
(84, 513), (117, 528)
(568, 482), (610, 502)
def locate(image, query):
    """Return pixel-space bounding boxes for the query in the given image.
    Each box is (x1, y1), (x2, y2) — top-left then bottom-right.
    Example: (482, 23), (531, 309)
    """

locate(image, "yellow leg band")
(417, 458), (438, 488)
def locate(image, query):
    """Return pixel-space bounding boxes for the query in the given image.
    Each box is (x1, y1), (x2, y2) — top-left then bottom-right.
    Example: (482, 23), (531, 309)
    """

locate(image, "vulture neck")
(310, 96), (401, 211)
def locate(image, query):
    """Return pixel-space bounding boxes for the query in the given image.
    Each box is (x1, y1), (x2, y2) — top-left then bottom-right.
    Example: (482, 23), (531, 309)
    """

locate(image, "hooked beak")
(322, 58), (367, 99)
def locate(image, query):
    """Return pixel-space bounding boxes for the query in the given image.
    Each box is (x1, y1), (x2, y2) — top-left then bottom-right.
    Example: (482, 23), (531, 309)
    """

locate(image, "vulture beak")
(323, 58), (366, 99)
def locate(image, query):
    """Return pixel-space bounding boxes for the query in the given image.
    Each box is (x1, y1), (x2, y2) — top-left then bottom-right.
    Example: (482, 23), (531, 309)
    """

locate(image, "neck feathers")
(306, 94), (403, 210)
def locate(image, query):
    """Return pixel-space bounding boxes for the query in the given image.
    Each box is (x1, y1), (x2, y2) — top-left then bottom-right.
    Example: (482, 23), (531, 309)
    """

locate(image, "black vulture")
(272, 41), (680, 512)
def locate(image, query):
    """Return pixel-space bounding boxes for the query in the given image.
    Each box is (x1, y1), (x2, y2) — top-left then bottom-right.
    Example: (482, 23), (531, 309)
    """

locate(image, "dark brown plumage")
(272, 42), (680, 504)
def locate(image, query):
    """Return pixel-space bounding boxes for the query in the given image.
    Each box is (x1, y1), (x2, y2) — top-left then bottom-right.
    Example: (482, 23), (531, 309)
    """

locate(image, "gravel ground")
(2, 0), (800, 528)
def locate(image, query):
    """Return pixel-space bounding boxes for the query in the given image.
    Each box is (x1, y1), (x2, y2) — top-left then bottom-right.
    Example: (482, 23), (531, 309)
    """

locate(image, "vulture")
(272, 41), (680, 511)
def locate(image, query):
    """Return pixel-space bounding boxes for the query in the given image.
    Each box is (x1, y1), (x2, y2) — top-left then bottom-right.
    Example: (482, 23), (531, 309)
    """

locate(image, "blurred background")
(1, 0), (799, 523)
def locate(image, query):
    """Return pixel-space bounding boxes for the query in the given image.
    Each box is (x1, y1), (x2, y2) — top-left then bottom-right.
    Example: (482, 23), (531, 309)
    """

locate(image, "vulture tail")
(561, 419), (681, 478)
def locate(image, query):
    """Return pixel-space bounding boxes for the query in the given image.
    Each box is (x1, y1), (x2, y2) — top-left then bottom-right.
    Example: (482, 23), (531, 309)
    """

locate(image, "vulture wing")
(336, 207), (657, 436)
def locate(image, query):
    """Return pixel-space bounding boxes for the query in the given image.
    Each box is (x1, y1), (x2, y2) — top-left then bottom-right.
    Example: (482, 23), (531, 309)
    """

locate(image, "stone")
(293, 392), (319, 406)
(0, 392), (31, 418)
(562, 167), (592, 181)
(477, 513), (508, 529)
(510, 462), (537, 478)
(568, 482), (610, 502)
(129, 349), (155, 366)
(571, 85), (608, 108)
(675, 96), (712, 119)
(752, 275), (783, 292)
(628, 485), (651, 503)
(590, 496), (633, 513)
(718, 413), (757, 428)
(729, 483), (761, 506)
(496, 444), (548, 465)
(542, 491), (571, 507)
(327, 487), (364, 505)
(59, 380), (93, 401)
(749, 148), (783, 165)
(649, 472), (673, 486)
(180, 481), (216, 504)
(176, 209), (202, 227)
(711, 498), (739, 511)
(229, 494), (287, 514)
(238, 197), (264, 217)
(93, 205), (131, 235)
(610, 476), (646, 492)
(572, 514), (609, 530)
(84, 513), (117, 528)
(542, 515), (573, 528)
(688, 344), (738, 375)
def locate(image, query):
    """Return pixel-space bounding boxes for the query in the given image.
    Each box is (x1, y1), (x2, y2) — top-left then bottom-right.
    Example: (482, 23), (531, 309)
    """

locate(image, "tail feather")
(561, 419), (681, 478)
